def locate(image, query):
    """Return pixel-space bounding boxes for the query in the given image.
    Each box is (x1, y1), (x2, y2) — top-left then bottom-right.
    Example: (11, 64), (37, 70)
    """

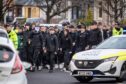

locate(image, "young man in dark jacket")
(21, 24), (31, 62)
(88, 21), (102, 49)
(40, 26), (48, 69)
(69, 25), (78, 59)
(29, 26), (44, 71)
(60, 29), (72, 71)
(45, 28), (59, 73)
(76, 25), (88, 52)
(98, 22), (109, 41)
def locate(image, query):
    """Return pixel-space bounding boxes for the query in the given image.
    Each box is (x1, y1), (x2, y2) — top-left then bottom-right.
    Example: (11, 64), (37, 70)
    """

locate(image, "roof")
(14, 0), (43, 6)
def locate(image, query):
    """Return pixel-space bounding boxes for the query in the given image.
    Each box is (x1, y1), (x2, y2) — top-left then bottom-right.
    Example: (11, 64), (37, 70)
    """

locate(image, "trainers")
(59, 63), (64, 69)
(46, 65), (50, 70)
(63, 68), (66, 71)
(38, 66), (42, 71)
(54, 64), (59, 69)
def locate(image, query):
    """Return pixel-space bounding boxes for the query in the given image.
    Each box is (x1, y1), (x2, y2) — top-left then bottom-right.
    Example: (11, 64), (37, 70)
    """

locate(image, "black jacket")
(22, 30), (31, 46)
(41, 31), (48, 47)
(29, 30), (44, 48)
(88, 28), (102, 45)
(102, 29), (109, 40)
(45, 34), (59, 52)
(77, 32), (88, 48)
(69, 32), (78, 44)
(58, 31), (64, 48)
(60, 34), (72, 51)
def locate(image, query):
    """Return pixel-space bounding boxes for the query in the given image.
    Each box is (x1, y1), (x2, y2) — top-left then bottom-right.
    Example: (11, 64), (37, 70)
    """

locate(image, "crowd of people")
(3, 21), (124, 73)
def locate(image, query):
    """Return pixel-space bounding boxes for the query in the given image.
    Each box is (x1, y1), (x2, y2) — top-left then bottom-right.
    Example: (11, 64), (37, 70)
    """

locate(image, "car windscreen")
(96, 37), (126, 49)
(0, 46), (14, 62)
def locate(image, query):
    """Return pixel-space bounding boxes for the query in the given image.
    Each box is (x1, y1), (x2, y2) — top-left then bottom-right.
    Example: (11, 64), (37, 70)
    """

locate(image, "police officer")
(45, 27), (59, 73)
(60, 29), (72, 71)
(29, 26), (44, 71)
(5, 24), (18, 49)
(88, 21), (102, 49)
(76, 25), (88, 52)
(112, 22), (123, 36)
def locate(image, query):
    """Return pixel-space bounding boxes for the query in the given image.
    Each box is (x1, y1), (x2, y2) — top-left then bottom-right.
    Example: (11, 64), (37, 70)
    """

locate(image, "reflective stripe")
(118, 56), (126, 61)
(101, 51), (126, 60)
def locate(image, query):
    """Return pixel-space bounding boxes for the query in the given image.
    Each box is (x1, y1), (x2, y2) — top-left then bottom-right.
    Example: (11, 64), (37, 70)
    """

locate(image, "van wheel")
(116, 62), (126, 82)
(75, 76), (93, 83)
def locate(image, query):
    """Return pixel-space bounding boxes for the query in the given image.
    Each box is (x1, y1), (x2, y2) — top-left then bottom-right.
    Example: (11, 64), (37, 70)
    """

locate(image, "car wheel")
(116, 62), (126, 82)
(75, 76), (93, 83)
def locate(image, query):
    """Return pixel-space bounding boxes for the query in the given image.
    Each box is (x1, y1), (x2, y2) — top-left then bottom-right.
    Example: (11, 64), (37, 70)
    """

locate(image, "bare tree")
(100, 0), (126, 22)
(0, 0), (13, 22)
(34, 0), (76, 23)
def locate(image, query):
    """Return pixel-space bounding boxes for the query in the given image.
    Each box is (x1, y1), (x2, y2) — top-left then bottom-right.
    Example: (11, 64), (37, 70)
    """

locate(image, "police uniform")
(112, 27), (123, 36)
(8, 30), (18, 49)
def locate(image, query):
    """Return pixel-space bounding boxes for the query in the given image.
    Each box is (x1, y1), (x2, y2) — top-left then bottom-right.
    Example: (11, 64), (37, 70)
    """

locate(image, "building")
(13, 0), (42, 18)
(13, 0), (72, 23)
(69, 0), (111, 24)
(93, 0), (110, 24)
(4, 0), (74, 24)
(4, 0), (45, 24)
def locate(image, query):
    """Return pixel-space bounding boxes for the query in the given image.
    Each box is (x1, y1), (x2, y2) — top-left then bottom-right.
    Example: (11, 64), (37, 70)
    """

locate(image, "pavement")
(27, 69), (126, 84)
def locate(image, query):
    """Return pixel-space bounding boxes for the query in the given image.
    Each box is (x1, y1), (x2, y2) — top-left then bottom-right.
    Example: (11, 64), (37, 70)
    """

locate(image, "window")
(99, 2), (102, 18)
(72, 7), (77, 19)
(28, 8), (31, 18)
(17, 7), (22, 17)
(88, 4), (90, 9)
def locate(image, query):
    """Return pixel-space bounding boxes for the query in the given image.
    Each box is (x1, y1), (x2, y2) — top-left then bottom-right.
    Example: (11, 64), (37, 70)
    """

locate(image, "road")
(27, 69), (126, 84)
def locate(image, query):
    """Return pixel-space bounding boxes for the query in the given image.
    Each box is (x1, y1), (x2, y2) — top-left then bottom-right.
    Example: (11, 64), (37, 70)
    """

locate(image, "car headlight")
(103, 56), (118, 62)
(77, 61), (83, 65)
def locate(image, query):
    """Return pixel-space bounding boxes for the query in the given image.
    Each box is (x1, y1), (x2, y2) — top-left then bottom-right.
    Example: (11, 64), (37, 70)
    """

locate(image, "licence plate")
(78, 71), (93, 76)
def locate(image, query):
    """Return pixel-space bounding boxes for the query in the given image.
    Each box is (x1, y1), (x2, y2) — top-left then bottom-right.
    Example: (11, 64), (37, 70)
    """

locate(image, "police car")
(69, 35), (126, 83)
(0, 28), (28, 84)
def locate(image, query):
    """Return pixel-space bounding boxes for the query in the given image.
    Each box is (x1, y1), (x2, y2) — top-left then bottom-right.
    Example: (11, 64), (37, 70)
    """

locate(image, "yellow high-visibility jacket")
(8, 30), (18, 49)
(112, 27), (123, 36)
